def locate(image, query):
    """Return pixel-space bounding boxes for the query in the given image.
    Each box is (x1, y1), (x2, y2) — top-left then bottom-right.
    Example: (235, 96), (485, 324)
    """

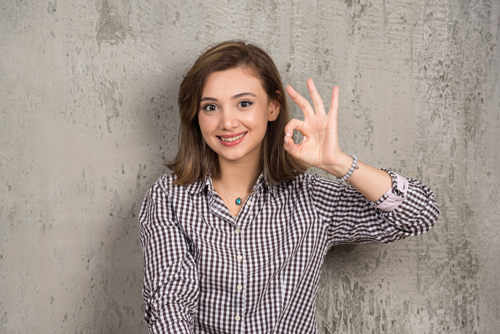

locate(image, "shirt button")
(237, 255), (243, 261)
(235, 228), (241, 234)
(235, 315), (241, 321)
(246, 200), (252, 206)
(237, 284), (243, 291)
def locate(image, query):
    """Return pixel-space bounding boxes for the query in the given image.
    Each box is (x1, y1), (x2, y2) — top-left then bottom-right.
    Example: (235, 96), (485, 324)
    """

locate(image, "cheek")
(249, 112), (270, 135)
(198, 114), (212, 137)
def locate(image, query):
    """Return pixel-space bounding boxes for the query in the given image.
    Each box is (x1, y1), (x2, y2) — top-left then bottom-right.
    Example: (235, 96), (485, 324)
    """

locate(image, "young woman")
(139, 41), (439, 334)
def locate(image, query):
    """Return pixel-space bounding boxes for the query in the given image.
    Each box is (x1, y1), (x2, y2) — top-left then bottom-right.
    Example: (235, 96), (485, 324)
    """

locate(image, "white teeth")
(220, 133), (246, 142)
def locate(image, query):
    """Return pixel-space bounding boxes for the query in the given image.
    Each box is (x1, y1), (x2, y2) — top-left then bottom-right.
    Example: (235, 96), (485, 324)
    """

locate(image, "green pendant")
(235, 198), (242, 205)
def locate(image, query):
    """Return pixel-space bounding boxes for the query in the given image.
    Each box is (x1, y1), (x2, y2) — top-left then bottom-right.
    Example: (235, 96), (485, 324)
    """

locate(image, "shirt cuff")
(372, 170), (409, 212)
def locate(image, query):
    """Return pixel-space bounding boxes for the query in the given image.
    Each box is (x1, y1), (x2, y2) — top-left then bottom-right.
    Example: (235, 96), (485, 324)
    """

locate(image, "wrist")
(323, 152), (354, 178)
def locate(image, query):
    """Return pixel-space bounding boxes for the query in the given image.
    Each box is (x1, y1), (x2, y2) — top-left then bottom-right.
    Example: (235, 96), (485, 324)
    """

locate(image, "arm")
(308, 170), (439, 247)
(284, 81), (393, 201)
(325, 157), (392, 202)
(139, 179), (199, 333)
(285, 80), (439, 244)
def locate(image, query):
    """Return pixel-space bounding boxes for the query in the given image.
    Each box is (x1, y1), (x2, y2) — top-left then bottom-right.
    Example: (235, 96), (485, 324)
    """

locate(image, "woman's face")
(198, 67), (279, 166)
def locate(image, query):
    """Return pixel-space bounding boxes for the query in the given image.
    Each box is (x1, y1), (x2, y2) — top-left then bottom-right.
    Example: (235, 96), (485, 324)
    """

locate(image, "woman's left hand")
(284, 79), (350, 177)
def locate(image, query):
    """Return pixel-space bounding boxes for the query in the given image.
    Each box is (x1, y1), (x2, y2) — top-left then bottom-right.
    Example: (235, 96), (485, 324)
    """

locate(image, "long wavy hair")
(167, 40), (308, 185)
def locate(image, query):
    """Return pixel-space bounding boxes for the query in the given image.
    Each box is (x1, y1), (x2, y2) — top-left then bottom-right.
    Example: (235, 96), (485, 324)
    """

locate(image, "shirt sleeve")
(372, 170), (409, 211)
(308, 170), (439, 248)
(139, 179), (199, 334)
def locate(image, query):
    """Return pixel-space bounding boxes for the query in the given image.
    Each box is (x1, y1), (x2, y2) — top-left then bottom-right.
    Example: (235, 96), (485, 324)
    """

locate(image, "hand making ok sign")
(284, 79), (351, 178)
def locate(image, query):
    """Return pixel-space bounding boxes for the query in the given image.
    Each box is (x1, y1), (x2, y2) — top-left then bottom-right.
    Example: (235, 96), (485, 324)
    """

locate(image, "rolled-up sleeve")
(139, 180), (199, 334)
(308, 170), (439, 248)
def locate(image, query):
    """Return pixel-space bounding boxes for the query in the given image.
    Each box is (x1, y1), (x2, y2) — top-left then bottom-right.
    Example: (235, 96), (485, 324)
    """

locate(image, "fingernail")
(286, 132), (291, 137)
(284, 137), (288, 145)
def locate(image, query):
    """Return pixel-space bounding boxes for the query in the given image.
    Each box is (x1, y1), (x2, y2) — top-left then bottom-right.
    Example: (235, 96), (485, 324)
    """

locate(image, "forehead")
(202, 67), (266, 98)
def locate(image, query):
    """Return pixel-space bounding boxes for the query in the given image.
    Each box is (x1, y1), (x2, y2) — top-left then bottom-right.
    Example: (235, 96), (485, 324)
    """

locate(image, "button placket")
(233, 215), (245, 332)
(231, 192), (259, 332)
(235, 193), (255, 228)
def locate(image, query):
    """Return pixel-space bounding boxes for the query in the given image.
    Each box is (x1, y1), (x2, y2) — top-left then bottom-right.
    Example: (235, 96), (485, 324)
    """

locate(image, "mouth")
(217, 132), (247, 142)
(217, 132), (248, 146)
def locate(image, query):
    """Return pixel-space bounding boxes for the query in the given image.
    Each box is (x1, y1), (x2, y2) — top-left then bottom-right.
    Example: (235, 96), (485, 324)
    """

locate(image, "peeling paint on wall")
(96, 0), (131, 48)
(98, 78), (120, 133)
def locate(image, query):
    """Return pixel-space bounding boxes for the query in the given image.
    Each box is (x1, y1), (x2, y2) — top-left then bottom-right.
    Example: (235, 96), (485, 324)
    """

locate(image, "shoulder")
(139, 173), (179, 226)
(145, 172), (190, 201)
(147, 172), (176, 194)
(147, 171), (207, 198)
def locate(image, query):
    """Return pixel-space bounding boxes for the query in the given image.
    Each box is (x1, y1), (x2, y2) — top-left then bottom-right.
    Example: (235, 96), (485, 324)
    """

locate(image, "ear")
(268, 99), (280, 122)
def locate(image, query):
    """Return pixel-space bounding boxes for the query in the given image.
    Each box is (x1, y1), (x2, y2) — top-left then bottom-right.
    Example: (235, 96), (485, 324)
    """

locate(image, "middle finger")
(306, 78), (326, 116)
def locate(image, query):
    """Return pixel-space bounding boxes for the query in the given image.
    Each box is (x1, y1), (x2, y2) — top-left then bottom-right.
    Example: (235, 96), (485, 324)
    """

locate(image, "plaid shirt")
(139, 170), (439, 333)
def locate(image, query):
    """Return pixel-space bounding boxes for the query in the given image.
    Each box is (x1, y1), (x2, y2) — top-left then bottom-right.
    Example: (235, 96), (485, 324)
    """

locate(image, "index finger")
(286, 84), (315, 118)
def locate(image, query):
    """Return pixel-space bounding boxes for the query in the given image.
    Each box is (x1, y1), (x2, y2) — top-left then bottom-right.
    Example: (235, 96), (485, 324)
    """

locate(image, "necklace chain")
(221, 191), (238, 219)
(215, 178), (249, 199)
(215, 178), (251, 205)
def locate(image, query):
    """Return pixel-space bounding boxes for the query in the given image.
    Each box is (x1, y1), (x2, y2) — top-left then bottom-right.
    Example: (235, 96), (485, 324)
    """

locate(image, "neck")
(216, 156), (262, 196)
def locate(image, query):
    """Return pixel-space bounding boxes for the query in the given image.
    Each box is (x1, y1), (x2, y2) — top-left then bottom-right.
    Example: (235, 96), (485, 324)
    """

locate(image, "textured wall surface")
(1, 0), (499, 333)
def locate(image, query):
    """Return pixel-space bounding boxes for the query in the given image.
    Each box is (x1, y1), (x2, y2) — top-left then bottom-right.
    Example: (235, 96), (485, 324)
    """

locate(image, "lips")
(217, 132), (247, 146)
(218, 132), (246, 142)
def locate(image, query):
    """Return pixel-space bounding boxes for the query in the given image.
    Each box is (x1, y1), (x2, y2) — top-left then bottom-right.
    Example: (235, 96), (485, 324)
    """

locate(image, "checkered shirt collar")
(185, 171), (278, 197)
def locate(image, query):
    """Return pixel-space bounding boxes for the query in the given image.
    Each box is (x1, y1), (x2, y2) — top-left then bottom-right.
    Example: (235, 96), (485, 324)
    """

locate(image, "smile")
(217, 132), (247, 146)
(218, 132), (247, 142)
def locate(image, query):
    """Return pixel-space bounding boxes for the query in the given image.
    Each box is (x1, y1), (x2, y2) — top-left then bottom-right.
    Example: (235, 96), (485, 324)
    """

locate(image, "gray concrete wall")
(0, 0), (498, 333)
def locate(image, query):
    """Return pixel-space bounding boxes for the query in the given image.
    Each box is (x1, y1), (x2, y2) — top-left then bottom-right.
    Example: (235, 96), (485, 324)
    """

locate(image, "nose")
(220, 107), (238, 130)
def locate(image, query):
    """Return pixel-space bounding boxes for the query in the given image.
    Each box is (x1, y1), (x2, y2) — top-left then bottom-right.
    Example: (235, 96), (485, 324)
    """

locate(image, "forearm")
(323, 152), (392, 202)
(145, 274), (199, 334)
(309, 168), (439, 247)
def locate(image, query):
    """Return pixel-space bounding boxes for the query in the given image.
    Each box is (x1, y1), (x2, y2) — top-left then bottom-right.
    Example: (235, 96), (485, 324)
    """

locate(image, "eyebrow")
(200, 92), (257, 103)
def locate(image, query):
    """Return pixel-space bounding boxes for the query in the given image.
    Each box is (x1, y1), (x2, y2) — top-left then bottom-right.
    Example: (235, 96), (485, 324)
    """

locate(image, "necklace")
(223, 191), (238, 220)
(215, 178), (249, 205)
(216, 184), (239, 220)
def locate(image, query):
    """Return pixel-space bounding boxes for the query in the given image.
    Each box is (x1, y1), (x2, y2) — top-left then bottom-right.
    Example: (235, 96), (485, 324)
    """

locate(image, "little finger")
(328, 86), (340, 120)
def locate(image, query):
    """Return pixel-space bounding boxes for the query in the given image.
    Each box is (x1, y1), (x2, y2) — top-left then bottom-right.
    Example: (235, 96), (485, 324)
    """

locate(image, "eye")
(201, 104), (218, 112)
(239, 100), (253, 108)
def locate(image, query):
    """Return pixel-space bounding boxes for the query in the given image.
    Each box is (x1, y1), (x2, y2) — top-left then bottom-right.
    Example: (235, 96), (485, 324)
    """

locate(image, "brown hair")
(167, 40), (308, 185)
